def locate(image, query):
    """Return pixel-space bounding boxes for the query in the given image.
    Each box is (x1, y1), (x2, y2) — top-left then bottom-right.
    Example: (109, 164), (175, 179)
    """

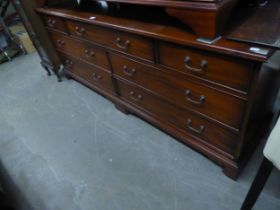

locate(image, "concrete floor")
(0, 53), (279, 210)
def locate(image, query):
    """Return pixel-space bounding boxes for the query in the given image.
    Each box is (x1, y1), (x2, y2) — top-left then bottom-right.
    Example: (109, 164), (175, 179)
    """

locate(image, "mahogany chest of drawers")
(36, 5), (279, 180)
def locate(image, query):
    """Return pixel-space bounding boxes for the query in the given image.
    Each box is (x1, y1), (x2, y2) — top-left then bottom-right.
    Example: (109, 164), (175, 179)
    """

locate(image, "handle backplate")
(84, 49), (95, 58)
(184, 56), (208, 73)
(129, 91), (142, 101)
(116, 37), (130, 50)
(92, 72), (102, 81)
(75, 26), (86, 36)
(123, 65), (136, 77)
(185, 89), (205, 106)
(47, 19), (56, 27)
(187, 119), (205, 134)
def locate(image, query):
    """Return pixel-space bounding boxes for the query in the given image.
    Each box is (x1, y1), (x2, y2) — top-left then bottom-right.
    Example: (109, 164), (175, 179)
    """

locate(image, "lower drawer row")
(60, 53), (114, 93)
(60, 52), (239, 157)
(117, 79), (238, 157)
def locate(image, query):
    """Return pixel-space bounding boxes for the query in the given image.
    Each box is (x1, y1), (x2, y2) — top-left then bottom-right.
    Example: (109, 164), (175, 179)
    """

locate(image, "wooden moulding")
(165, 0), (239, 39)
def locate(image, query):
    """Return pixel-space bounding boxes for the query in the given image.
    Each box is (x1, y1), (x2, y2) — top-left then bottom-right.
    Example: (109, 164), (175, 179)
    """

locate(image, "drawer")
(117, 80), (238, 156)
(49, 31), (110, 70)
(111, 53), (245, 130)
(42, 15), (67, 33)
(59, 53), (114, 92)
(65, 20), (154, 62)
(158, 42), (255, 93)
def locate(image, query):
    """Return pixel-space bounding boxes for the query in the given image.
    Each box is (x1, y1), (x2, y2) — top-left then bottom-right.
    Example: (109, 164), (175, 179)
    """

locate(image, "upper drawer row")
(42, 15), (255, 94)
(43, 15), (153, 61)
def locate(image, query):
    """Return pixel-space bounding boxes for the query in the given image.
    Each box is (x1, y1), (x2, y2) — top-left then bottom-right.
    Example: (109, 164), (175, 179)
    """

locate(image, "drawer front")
(159, 42), (254, 93)
(117, 80), (238, 156)
(42, 15), (67, 33)
(59, 53), (114, 92)
(49, 31), (110, 70)
(66, 20), (154, 61)
(111, 53), (245, 129)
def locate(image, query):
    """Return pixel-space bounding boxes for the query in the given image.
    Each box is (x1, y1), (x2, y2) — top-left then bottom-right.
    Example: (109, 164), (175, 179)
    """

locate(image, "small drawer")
(158, 42), (255, 93)
(111, 53), (246, 130)
(66, 20), (154, 62)
(42, 15), (67, 33)
(59, 53), (114, 92)
(117, 80), (238, 156)
(49, 31), (110, 70)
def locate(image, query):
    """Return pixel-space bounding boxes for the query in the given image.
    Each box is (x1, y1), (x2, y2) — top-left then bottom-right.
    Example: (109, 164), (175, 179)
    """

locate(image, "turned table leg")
(40, 61), (62, 82)
(43, 66), (52, 76)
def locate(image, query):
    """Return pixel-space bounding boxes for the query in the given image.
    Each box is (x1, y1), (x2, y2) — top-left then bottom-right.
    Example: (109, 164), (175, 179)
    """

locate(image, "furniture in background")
(10, 0), (62, 80)
(0, 0), (9, 17)
(0, 0), (26, 62)
(241, 112), (280, 210)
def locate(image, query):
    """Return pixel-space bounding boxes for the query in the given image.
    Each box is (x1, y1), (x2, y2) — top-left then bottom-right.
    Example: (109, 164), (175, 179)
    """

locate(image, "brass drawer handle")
(129, 91), (142, 101)
(123, 65), (136, 77)
(185, 89), (205, 106)
(84, 49), (95, 58)
(75, 26), (86, 36)
(47, 19), (56, 27)
(92, 72), (102, 81)
(116, 37), (130, 50)
(184, 56), (208, 73)
(187, 119), (205, 134)
(65, 59), (73, 67)
(56, 40), (65, 47)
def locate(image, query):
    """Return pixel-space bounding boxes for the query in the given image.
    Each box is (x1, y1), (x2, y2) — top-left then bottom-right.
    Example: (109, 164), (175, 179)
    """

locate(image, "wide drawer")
(59, 53), (114, 93)
(117, 80), (238, 156)
(49, 31), (110, 70)
(158, 42), (255, 93)
(42, 15), (67, 33)
(111, 53), (246, 130)
(65, 20), (154, 62)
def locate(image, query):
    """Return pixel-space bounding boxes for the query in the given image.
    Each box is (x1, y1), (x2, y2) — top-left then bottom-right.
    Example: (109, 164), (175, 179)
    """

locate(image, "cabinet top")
(36, 6), (273, 62)
(37, 0), (241, 38)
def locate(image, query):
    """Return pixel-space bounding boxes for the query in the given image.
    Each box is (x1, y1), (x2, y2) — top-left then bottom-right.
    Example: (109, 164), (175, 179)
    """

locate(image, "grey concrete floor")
(0, 53), (279, 210)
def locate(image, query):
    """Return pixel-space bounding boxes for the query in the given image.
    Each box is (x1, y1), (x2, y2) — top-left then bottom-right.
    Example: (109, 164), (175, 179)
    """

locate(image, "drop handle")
(129, 91), (142, 101)
(47, 19), (56, 27)
(185, 89), (205, 106)
(75, 26), (86, 36)
(84, 49), (95, 58)
(65, 59), (73, 67)
(92, 72), (102, 81)
(187, 119), (205, 134)
(56, 40), (65, 47)
(116, 37), (130, 50)
(123, 65), (136, 76)
(184, 56), (208, 73)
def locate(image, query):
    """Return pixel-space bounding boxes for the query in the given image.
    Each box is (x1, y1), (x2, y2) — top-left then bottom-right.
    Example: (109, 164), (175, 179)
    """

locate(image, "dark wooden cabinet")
(35, 1), (280, 180)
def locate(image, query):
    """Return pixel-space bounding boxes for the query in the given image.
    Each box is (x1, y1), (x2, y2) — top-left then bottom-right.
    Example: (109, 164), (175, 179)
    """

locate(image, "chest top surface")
(36, 4), (274, 62)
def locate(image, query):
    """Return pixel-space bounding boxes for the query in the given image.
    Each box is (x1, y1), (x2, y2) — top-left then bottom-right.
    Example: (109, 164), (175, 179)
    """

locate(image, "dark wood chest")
(35, 0), (280, 179)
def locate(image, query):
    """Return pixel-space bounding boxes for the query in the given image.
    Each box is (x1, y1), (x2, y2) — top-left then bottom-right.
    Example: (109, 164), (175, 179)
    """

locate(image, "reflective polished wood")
(36, 2), (279, 180)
